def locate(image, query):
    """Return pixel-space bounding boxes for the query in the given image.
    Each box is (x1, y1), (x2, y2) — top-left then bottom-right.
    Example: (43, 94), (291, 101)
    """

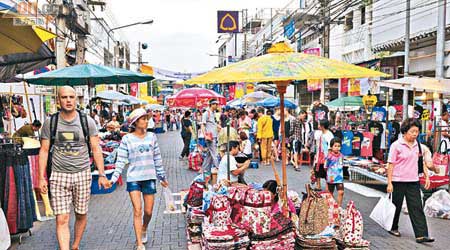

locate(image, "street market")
(1, 1), (450, 250)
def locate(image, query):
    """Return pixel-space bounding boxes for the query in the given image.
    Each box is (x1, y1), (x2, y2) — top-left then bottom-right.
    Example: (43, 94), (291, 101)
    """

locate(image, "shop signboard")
(303, 48), (320, 56)
(284, 19), (295, 39)
(307, 79), (322, 92)
(217, 11), (239, 33)
(130, 83), (138, 97)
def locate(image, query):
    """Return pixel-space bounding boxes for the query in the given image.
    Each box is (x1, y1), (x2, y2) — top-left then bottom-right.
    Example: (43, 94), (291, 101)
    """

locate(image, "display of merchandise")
(360, 132), (373, 158)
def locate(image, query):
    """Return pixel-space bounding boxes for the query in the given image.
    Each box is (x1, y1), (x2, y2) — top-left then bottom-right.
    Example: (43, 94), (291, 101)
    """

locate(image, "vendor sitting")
(263, 180), (296, 215)
(106, 113), (121, 132)
(217, 140), (250, 185)
(13, 120), (41, 144)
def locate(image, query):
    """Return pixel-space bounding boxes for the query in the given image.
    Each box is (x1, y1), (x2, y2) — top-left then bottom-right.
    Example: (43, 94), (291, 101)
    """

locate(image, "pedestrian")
(146, 110), (155, 132)
(290, 112), (303, 170)
(256, 107), (274, 165)
(271, 109), (281, 161)
(109, 108), (169, 250)
(106, 113), (121, 132)
(438, 109), (450, 152)
(180, 110), (193, 160)
(238, 110), (252, 136)
(90, 109), (101, 130)
(201, 99), (221, 183)
(239, 131), (252, 159)
(313, 119), (334, 191)
(324, 137), (345, 207)
(386, 118), (434, 244)
(38, 86), (109, 250)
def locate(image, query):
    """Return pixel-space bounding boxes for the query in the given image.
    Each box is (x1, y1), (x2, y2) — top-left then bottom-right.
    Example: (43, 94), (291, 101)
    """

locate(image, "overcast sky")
(109, 0), (291, 73)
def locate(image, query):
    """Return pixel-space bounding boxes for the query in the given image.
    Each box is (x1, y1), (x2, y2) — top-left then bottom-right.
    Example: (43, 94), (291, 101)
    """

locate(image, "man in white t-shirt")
(217, 141), (250, 184)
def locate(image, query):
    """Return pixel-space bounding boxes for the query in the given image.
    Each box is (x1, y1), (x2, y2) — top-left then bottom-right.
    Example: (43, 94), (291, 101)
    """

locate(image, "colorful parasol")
(183, 42), (388, 215)
(166, 87), (226, 108)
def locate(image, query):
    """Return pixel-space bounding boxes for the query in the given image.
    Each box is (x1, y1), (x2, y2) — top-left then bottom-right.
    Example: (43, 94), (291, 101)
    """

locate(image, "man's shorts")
(126, 180), (157, 194)
(50, 169), (92, 215)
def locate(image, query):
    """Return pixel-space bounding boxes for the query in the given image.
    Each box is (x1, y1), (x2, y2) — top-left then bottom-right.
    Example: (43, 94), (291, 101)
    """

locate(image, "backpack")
(47, 110), (92, 180)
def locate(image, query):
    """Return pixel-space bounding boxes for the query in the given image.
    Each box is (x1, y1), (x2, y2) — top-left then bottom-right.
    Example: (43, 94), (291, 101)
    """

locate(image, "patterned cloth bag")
(186, 181), (205, 207)
(188, 150), (202, 171)
(240, 189), (273, 234)
(341, 200), (364, 245)
(318, 191), (340, 226)
(298, 184), (329, 235)
(228, 186), (250, 224)
(209, 195), (232, 227)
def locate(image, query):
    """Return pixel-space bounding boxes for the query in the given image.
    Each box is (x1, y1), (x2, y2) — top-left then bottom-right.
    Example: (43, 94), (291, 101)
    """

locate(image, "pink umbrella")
(166, 88), (226, 108)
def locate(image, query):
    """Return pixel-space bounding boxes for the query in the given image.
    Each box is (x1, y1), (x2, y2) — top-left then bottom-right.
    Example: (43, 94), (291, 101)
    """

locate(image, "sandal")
(388, 230), (401, 237)
(416, 237), (434, 243)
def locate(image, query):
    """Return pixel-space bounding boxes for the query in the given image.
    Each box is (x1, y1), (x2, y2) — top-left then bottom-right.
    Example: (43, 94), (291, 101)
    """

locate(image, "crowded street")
(7, 131), (449, 250)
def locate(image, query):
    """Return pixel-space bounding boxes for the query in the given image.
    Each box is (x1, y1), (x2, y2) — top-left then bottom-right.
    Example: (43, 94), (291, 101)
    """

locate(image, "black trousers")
(181, 134), (191, 157)
(391, 181), (429, 238)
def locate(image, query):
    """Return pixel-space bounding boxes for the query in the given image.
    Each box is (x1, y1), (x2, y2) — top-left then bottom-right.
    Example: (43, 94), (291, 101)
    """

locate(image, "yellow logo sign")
(219, 13), (237, 31)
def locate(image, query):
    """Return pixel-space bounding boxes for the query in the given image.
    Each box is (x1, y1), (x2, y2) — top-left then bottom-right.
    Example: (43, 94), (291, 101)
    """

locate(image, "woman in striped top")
(110, 108), (169, 250)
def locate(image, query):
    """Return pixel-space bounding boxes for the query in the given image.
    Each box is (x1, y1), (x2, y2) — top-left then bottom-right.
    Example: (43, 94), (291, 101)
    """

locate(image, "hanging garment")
(360, 132), (374, 157)
(341, 130), (354, 156)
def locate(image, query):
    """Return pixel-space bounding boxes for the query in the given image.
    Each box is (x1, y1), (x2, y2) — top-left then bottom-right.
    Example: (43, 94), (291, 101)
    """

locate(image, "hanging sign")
(217, 11), (239, 33)
(348, 79), (361, 96)
(362, 94), (378, 113)
(235, 82), (245, 98)
(340, 78), (349, 93)
(139, 82), (148, 97)
(129, 83), (138, 97)
(246, 83), (255, 94)
(307, 79), (322, 92)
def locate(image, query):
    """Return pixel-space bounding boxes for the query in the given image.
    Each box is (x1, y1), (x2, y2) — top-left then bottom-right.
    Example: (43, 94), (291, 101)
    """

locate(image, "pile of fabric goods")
(183, 178), (370, 250)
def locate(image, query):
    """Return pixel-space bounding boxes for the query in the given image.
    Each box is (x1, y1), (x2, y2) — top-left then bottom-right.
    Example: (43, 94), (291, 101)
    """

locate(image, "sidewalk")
(10, 131), (449, 250)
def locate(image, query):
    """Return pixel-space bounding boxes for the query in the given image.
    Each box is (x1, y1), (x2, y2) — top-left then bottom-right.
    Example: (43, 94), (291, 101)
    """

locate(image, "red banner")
(130, 83), (138, 97)
(340, 78), (349, 93)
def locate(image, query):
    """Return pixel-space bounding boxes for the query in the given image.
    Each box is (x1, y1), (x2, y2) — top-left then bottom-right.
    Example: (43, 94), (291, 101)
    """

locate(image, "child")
(324, 137), (345, 207)
(239, 131), (253, 159)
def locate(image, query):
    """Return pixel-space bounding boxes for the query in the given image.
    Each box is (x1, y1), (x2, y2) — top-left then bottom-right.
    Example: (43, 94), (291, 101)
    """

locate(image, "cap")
(209, 99), (219, 105)
(128, 108), (149, 126)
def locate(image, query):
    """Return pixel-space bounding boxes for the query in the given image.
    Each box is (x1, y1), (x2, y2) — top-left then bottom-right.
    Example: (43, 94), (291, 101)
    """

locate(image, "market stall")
(180, 41), (386, 249)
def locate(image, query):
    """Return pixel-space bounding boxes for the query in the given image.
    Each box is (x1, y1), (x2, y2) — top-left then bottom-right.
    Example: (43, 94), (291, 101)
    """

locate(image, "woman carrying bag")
(109, 108), (169, 250)
(386, 118), (434, 244)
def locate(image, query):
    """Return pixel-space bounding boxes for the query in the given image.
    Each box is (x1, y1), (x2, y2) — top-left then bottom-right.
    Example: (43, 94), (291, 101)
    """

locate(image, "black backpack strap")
(47, 112), (59, 181)
(78, 110), (92, 157)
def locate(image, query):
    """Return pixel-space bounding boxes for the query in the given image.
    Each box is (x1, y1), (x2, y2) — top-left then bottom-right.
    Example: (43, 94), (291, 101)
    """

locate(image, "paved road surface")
(10, 131), (449, 250)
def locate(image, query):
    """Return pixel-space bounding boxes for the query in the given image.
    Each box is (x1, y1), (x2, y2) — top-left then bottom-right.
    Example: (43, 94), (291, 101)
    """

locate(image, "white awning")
(374, 76), (450, 93)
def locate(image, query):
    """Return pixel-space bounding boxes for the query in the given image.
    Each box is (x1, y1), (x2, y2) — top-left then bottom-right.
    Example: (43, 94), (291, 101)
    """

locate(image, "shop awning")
(375, 76), (450, 94)
(0, 44), (55, 82)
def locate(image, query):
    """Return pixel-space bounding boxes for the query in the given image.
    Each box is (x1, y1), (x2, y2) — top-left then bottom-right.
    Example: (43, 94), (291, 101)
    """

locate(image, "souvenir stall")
(344, 77), (450, 189)
(180, 42), (385, 249)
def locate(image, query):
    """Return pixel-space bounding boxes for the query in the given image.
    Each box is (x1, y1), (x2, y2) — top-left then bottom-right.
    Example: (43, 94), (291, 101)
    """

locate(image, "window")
(360, 6), (366, 25)
(345, 11), (354, 31)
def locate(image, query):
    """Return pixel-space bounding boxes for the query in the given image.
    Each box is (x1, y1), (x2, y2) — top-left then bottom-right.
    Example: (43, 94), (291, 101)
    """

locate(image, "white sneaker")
(136, 245), (145, 250)
(142, 231), (148, 244)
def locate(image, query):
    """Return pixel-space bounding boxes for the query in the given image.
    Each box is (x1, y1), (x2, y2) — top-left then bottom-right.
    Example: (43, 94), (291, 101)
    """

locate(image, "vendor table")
(348, 166), (387, 185)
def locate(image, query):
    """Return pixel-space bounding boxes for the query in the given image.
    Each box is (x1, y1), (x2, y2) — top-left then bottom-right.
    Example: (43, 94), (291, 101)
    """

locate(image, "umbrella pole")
(23, 82), (33, 124)
(276, 81), (289, 216)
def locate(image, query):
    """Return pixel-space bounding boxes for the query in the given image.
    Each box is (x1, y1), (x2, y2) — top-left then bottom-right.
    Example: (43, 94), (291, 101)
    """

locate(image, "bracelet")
(98, 173), (107, 178)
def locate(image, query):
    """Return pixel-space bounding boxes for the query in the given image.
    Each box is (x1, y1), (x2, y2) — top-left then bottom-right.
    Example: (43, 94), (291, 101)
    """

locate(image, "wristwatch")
(98, 173), (107, 178)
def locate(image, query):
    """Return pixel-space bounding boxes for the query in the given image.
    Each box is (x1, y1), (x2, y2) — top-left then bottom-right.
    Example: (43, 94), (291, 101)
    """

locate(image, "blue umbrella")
(257, 97), (297, 109)
(95, 90), (127, 101)
(25, 64), (154, 86)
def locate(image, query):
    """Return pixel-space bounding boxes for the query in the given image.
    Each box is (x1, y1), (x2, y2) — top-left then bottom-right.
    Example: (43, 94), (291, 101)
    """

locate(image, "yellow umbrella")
(184, 41), (388, 214)
(0, 13), (57, 56)
(140, 95), (158, 104)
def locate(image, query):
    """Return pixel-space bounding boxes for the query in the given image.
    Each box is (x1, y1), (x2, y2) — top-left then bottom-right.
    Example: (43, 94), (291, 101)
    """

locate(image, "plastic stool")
(298, 150), (311, 167)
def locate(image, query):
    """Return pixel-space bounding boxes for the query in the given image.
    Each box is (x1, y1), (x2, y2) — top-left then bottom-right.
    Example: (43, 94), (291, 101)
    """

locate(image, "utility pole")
(138, 42), (142, 68)
(320, 0), (330, 103)
(436, 0), (447, 78)
(56, 0), (67, 69)
(403, 0), (411, 120)
(75, 35), (86, 64)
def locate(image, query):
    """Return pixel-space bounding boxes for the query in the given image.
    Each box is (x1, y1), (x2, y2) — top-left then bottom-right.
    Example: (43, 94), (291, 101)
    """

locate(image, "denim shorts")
(126, 180), (157, 194)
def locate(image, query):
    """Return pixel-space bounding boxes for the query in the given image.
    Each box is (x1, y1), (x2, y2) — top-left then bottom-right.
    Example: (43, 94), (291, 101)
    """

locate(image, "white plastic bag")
(0, 209), (11, 250)
(163, 187), (176, 212)
(424, 190), (450, 219)
(370, 194), (396, 231)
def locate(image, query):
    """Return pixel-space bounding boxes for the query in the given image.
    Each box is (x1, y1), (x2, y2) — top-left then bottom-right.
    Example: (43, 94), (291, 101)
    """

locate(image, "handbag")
(341, 200), (364, 245)
(188, 150), (202, 171)
(369, 194), (396, 231)
(432, 140), (449, 176)
(240, 189), (273, 234)
(298, 184), (329, 235)
(186, 181), (205, 207)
